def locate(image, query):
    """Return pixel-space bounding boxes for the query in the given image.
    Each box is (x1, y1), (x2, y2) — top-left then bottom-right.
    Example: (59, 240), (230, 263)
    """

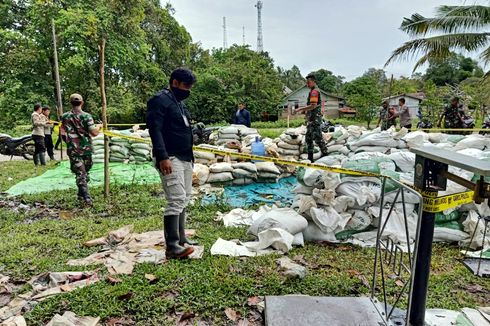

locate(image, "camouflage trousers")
(306, 121), (328, 155)
(69, 155), (93, 196)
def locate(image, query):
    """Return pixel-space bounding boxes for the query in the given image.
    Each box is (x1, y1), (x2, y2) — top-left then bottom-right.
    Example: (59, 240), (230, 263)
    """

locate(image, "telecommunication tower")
(255, 1), (263, 52)
(243, 26), (246, 46)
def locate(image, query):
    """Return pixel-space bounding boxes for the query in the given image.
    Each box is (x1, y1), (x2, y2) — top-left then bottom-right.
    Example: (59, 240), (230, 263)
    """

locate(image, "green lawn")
(0, 160), (488, 325)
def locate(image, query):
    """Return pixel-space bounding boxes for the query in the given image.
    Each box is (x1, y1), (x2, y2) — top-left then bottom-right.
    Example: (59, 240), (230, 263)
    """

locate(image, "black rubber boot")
(33, 154), (40, 166)
(39, 153), (46, 166)
(78, 186), (93, 207)
(308, 152), (314, 162)
(164, 215), (194, 259)
(179, 209), (198, 246)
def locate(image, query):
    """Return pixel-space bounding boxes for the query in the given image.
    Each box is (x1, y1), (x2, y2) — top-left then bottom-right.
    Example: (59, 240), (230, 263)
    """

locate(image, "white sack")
(209, 162), (233, 173)
(248, 208), (308, 236)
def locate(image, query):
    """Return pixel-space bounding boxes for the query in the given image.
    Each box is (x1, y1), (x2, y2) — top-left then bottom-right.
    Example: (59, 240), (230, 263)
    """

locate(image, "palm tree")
(385, 4), (490, 73)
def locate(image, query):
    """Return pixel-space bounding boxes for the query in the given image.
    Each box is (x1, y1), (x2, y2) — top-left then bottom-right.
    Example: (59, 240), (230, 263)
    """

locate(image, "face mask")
(171, 86), (190, 101)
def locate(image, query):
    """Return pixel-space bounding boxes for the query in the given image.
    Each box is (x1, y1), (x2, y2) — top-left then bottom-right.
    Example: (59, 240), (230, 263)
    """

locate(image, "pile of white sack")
(289, 126), (490, 249)
(128, 129), (152, 164)
(210, 126), (490, 255)
(212, 125), (260, 148)
(194, 161), (288, 186)
(212, 206), (308, 256)
(109, 135), (131, 163)
(276, 127), (303, 160)
(92, 134), (105, 164)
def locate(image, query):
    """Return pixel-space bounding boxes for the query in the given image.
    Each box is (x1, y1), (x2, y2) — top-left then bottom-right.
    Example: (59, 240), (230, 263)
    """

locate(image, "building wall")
(280, 87), (342, 120)
(387, 96), (422, 122)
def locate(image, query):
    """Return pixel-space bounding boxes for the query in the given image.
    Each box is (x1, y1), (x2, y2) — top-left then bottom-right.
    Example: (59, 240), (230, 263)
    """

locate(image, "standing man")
(394, 98), (412, 130)
(42, 106), (55, 161)
(61, 94), (100, 206)
(438, 97), (464, 132)
(295, 74), (328, 161)
(234, 102), (251, 127)
(147, 68), (197, 259)
(376, 101), (397, 131)
(31, 103), (48, 166)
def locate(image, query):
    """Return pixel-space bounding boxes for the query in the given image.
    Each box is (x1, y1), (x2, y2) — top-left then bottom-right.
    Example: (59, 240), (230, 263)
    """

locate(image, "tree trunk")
(99, 38), (109, 198)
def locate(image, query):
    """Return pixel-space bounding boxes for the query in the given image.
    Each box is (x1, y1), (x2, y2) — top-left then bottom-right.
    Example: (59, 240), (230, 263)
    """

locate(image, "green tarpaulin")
(6, 161), (161, 196)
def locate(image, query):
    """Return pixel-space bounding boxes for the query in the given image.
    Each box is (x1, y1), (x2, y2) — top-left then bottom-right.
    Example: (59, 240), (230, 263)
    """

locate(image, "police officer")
(295, 74), (328, 161)
(147, 68), (198, 259)
(60, 94), (100, 206)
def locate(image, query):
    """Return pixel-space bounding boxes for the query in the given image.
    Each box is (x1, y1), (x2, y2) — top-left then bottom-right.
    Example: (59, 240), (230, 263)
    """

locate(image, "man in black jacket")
(147, 68), (198, 259)
(234, 102), (251, 127)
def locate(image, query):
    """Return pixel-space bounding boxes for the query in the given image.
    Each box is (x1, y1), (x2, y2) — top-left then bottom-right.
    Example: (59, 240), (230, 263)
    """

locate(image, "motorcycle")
(320, 119), (336, 133)
(417, 120), (433, 129)
(192, 123), (219, 145)
(0, 133), (36, 160)
(480, 115), (490, 135)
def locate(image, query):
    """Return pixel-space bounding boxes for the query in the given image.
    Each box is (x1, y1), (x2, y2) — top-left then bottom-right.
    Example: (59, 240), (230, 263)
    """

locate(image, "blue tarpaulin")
(201, 176), (297, 208)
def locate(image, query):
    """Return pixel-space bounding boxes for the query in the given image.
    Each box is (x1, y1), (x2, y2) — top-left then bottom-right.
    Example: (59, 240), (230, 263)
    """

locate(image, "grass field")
(0, 160), (489, 325)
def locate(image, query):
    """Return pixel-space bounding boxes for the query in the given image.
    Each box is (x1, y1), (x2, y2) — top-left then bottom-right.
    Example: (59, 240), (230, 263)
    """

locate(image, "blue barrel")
(251, 137), (265, 162)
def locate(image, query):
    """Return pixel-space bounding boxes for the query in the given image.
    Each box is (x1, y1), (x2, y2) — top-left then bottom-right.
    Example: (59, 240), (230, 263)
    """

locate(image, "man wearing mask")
(147, 68), (198, 259)
(234, 102), (251, 127)
(294, 74), (328, 162)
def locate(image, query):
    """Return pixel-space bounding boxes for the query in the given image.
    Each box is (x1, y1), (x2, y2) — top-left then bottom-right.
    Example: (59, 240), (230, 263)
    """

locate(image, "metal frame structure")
(371, 177), (423, 324)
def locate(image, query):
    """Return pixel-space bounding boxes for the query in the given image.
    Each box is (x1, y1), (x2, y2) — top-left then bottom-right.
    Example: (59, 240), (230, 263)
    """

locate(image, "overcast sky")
(169, 0), (482, 80)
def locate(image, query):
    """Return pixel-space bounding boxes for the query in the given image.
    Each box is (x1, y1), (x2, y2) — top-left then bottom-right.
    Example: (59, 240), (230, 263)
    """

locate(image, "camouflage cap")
(70, 93), (83, 102)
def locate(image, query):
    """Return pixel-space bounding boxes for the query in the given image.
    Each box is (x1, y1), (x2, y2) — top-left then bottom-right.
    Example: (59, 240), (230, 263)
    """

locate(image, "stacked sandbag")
(92, 134), (105, 164)
(347, 130), (402, 154)
(231, 162), (258, 185)
(324, 126), (351, 156)
(215, 125), (260, 148)
(255, 162), (281, 183)
(216, 126), (240, 146)
(193, 163), (210, 186)
(129, 141), (152, 164)
(128, 130), (152, 164)
(109, 136), (131, 163)
(207, 162), (234, 184)
(277, 128), (303, 160)
(194, 144), (218, 165)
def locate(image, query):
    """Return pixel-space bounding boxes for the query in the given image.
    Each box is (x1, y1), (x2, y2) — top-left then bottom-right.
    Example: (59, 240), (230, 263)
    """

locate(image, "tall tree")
(186, 45), (284, 124)
(309, 69), (344, 94)
(0, 0), (197, 129)
(424, 53), (484, 86)
(277, 65), (304, 91)
(385, 4), (490, 75)
(342, 75), (383, 128)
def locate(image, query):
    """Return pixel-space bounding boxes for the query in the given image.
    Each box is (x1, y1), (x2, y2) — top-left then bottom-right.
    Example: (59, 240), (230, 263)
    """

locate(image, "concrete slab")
(265, 296), (387, 326)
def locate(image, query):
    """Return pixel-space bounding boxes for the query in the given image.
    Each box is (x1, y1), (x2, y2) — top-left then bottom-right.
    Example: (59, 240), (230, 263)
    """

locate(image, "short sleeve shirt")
(306, 88), (322, 123)
(61, 110), (96, 157)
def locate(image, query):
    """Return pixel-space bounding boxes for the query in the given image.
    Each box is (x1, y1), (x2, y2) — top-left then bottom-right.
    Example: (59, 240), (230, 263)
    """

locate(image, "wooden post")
(51, 19), (64, 160)
(99, 38), (109, 197)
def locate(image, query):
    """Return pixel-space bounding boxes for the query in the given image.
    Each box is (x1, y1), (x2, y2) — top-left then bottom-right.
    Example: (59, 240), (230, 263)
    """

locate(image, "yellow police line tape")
(102, 129), (477, 212)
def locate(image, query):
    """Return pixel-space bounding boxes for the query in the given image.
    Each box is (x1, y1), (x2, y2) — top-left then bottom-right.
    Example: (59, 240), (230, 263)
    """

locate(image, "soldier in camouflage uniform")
(61, 94), (100, 206)
(438, 97), (464, 133)
(377, 101), (396, 131)
(295, 74), (328, 162)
